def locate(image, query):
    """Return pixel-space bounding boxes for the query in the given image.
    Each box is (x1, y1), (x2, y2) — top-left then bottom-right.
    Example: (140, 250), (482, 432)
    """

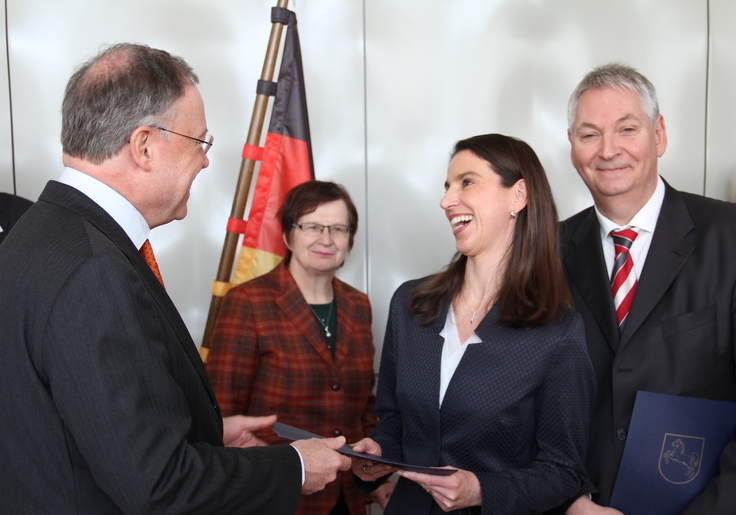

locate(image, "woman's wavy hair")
(409, 134), (572, 328)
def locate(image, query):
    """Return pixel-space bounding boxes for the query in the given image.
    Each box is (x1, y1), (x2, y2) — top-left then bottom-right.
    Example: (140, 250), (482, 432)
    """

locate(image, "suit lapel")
(619, 184), (695, 348)
(273, 264), (336, 367)
(135, 259), (216, 399)
(564, 208), (620, 351)
(442, 304), (499, 407)
(333, 279), (353, 366)
(428, 303), (450, 415)
(39, 182), (219, 405)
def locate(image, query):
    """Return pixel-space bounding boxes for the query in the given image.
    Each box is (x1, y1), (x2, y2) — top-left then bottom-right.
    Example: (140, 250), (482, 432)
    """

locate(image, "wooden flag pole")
(200, 0), (290, 359)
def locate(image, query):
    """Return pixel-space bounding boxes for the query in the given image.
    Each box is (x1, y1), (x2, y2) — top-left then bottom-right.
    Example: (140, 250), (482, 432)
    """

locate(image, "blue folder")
(610, 391), (736, 515)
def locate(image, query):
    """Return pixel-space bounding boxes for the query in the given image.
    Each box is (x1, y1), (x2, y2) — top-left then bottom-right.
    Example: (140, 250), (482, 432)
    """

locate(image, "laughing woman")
(352, 134), (595, 514)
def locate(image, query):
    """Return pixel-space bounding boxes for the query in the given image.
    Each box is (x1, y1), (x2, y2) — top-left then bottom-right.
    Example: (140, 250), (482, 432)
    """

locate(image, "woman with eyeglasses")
(206, 180), (393, 515)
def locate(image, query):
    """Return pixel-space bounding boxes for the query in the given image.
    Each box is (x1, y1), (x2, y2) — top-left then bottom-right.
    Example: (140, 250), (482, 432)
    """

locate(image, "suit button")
(617, 429), (627, 440)
(333, 429), (342, 437)
(332, 383), (341, 391)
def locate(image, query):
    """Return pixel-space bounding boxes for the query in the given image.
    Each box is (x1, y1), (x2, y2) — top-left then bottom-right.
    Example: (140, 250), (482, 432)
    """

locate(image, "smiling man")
(0, 43), (350, 514)
(557, 63), (736, 514)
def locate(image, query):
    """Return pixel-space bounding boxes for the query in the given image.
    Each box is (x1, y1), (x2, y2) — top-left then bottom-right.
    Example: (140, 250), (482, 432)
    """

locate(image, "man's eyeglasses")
(292, 223), (351, 237)
(150, 125), (213, 154)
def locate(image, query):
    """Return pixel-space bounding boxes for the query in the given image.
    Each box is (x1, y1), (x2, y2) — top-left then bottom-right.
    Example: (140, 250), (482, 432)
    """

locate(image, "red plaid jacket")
(206, 262), (377, 515)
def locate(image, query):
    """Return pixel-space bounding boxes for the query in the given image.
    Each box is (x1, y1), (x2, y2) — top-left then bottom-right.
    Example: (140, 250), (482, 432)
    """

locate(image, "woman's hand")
(566, 496), (625, 515)
(350, 437), (396, 481)
(367, 480), (396, 509)
(397, 467), (482, 512)
(222, 414), (276, 448)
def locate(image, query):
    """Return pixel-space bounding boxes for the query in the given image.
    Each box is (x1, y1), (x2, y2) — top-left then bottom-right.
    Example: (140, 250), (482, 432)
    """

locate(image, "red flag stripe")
(231, 8), (314, 285)
(226, 218), (248, 235)
(242, 143), (264, 161)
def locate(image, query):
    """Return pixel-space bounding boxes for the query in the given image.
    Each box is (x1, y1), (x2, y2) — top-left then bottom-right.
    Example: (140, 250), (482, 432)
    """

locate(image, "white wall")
(0, 4), (13, 193)
(1, 0), (733, 368)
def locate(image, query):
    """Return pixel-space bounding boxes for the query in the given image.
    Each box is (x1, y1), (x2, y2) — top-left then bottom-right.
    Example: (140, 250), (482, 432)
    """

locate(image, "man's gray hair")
(61, 43), (199, 165)
(568, 63), (659, 130)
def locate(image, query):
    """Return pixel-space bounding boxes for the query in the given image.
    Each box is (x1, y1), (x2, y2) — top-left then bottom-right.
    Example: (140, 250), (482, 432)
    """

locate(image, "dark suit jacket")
(0, 181), (301, 514)
(366, 279), (595, 515)
(0, 191), (33, 245)
(206, 261), (377, 515)
(561, 180), (736, 512)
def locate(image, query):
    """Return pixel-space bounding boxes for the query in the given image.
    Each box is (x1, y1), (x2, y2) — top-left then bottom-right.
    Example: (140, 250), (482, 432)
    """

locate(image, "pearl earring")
(510, 211), (517, 219)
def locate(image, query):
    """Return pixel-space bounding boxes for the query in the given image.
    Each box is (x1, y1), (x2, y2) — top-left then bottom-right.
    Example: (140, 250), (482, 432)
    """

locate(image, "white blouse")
(438, 304), (482, 406)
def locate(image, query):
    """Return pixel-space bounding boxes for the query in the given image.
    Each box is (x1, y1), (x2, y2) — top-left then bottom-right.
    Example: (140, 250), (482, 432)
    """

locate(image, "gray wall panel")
(0, 1), (728, 372)
(0, 3), (13, 193)
(4, 0), (366, 342)
(365, 0), (707, 365)
(707, 0), (736, 201)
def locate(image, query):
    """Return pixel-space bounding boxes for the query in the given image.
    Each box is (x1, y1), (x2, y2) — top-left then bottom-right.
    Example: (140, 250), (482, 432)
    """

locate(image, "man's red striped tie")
(611, 228), (639, 330)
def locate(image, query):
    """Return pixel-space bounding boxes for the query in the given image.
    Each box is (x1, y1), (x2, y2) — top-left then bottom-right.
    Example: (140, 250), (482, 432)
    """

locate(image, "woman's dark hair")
(278, 180), (359, 265)
(409, 134), (572, 328)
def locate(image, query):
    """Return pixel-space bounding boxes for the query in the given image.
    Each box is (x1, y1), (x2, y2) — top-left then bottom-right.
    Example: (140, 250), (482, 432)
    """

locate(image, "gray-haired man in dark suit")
(0, 43), (350, 514)
(559, 63), (736, 514)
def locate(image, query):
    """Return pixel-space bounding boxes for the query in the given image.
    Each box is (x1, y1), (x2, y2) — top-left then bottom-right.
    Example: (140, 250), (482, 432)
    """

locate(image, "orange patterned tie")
(139, 239), (165, 287)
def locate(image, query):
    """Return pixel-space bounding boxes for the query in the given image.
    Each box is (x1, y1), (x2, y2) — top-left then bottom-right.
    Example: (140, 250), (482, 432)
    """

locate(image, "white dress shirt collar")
(595, 175), (665, 237)
(594, 175), (665, 278)
(58, 167), (150, 249)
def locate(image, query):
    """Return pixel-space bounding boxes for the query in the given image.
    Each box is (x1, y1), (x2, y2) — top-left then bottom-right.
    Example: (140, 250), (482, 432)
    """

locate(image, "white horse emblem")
(659, 434), (704, 484)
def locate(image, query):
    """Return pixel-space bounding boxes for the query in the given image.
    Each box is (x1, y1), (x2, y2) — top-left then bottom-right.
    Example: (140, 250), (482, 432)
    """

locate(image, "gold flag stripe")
(211, 280), (232, 297)
(232, 246), (283, 286)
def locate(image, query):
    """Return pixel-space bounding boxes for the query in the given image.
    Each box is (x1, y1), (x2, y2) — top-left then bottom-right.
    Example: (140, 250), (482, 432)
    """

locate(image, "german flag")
(232, 8), (314, 286)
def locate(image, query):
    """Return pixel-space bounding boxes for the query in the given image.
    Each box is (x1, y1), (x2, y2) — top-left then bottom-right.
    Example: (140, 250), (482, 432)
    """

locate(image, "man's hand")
(566, 495), (625, 515)
(222, 414), (276, 448)
(291, 437), (352, 495)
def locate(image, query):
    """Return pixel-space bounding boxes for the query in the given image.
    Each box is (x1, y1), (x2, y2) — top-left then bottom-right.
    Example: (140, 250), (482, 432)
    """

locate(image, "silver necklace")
(309, 301), (334, 337)
(460, 289), (486, 324)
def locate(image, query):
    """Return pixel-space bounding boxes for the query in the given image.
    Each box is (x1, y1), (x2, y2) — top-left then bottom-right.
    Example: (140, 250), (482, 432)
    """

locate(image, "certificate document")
(610, 391), (736, 515)
(272, 422), (457, 476)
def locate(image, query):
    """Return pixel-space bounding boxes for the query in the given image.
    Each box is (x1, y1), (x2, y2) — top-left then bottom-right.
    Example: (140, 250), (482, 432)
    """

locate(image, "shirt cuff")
(290, 444), (306, 486)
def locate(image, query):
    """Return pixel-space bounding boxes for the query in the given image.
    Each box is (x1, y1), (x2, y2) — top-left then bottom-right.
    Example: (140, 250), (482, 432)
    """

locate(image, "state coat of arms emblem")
(658, 433), (704, 484)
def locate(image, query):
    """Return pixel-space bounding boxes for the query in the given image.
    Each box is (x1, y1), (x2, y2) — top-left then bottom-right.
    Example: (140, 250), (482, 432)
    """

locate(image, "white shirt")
(596, 176), (665, 281)
(58, 167), (150, 248)
(438, 305), (482, 406)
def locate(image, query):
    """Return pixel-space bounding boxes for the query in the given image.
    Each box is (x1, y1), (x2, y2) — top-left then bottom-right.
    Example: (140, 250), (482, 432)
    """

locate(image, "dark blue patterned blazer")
(368, 278), (595, 515)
